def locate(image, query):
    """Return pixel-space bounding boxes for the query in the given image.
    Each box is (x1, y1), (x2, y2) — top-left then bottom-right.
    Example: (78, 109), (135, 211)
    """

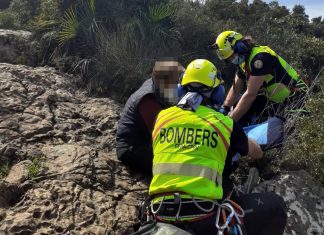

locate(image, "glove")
(219, 105), (231, 115)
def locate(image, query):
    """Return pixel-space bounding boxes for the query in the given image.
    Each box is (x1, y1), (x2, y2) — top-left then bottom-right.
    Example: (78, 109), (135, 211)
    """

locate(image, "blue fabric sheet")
(232, 117), (284, 162)
(244, 123), (269, 145)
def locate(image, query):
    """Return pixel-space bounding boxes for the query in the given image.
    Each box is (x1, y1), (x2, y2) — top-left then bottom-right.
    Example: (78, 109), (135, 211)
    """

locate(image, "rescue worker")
(147, 59), (287, 235)
(116, 60), (184, 175)
(214, 30), (308, 125)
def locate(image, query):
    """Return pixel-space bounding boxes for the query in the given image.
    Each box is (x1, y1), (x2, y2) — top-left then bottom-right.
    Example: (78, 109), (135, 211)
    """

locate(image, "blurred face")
(153, 62), (184, 104)
(155, 71), (179, 104)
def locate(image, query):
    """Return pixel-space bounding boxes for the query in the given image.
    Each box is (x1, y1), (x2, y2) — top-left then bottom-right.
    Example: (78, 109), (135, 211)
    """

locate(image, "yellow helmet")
(181, 59), (220, 88)
(214, 31), (243, 60)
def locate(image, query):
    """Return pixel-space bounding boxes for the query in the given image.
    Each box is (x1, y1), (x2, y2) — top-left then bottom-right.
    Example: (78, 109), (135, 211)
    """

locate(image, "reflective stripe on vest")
(153, 163), (223, 186)
(149, 105), (233, 200)
(247, 46), (303, 103)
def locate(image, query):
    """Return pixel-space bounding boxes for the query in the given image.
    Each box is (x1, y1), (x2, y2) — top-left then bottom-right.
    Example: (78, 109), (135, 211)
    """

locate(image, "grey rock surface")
(255, 170), (324, 235)
(0, 30), (39, 66)
(0, 63), (149, 234)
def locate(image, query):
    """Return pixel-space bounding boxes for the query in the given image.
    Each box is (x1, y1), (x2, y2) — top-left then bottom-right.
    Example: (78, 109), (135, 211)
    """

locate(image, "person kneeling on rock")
(137, 59), (287, 235)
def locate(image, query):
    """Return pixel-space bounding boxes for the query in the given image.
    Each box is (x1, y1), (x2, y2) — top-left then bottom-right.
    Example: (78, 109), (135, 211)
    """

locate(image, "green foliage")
(1, 0), (323, 98)
(52, 0), (97, 75)
(49, 0), (324, 98)
(125, 1), (180, 54)
(149, 3), (172, 21)
(58, 7), (79, 45)
(58, 0), (97, 46)
(91, 27), (153, 98)
(295, 36), (324, 78)
(0, 10), (18, 29)
(0, 161), (10, 178)
(173, 0), (214, 63)
(57, 1), (182, 98)
(32, 0), (61, 32)
(38, 0), (60, 21)
(9, 0), (40, 27)
(282, 71), (324, 185)
(27, 157), (43, 179)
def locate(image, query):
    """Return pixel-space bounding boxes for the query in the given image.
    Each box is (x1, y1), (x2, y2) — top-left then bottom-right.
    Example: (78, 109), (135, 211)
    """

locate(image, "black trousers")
(116, 145), (153, 175)
(175, 192), (287, 235)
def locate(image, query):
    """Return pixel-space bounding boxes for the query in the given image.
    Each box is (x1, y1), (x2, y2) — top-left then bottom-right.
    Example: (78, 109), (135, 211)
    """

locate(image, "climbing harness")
(150, 192), (217, 222)
(143, 192), (245, 234)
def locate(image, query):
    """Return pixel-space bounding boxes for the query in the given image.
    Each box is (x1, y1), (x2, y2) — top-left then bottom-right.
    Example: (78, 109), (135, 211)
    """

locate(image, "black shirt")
(250, 52), (276, 76)
(223, 121), (249, 193)
(228, 121), (249, 157)
(237, 49), (296, 88)
(236, 52), (275, 80)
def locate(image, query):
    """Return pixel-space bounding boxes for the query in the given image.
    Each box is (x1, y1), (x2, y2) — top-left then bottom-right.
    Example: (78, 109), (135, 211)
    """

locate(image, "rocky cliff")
(0, 63), (323, 235)
(0, 30), (39, 66)
(0, 63), (148, 234)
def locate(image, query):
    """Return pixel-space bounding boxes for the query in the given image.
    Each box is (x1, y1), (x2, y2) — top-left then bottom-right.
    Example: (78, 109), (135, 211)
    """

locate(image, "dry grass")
(279, 69), (324, 185)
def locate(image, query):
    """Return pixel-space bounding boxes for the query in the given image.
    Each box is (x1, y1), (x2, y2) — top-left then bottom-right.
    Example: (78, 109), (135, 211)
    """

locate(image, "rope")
(150, 196), (165, 214)
(191, 196), (218, 213)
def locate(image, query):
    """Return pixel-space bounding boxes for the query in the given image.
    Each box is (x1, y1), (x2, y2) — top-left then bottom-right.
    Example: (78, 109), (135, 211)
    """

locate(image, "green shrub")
(57, 1), (182, 98)
(0, 10), (18, 29)
(38, 0), (60, 21)
(27, 157), (43, 179)
(0, 161), (10, 178)
(90, 28), (153, 98)
(9, 0), (40, 26)
(281, 71), (324, 185)
(32, 0), (61, 33)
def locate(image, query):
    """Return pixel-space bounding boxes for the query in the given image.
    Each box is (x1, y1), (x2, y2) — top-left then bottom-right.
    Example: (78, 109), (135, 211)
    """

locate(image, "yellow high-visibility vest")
(149, 105), (233, 200)
(240, 46), (307, 103)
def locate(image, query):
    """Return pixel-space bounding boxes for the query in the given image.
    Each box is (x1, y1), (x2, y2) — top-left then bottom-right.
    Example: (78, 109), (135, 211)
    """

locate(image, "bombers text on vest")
(149, 105), (233, 200)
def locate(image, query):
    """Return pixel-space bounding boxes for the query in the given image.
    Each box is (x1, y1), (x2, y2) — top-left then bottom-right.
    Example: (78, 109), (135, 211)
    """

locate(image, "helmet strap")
(186, 85), (212, 96)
